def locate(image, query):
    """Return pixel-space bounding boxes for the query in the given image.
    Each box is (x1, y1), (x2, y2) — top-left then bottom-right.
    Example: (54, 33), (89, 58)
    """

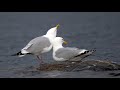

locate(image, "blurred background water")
(0, 12), (120, 78)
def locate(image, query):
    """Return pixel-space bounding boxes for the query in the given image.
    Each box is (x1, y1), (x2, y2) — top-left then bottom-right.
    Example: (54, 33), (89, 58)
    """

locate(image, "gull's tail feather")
(83, 49), (96, 56)
(70, 49), (96, 61)
(79, 49), (96, 60)
(79, 49), (96, 58)
(11, 51), (25, 57)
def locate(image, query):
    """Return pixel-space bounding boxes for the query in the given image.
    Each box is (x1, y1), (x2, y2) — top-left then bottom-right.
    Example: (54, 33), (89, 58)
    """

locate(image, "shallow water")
(0, 12), (120, 78)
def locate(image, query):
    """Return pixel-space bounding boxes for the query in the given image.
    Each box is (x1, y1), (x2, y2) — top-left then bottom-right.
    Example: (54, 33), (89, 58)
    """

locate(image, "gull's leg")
(36, 55), (44, 64)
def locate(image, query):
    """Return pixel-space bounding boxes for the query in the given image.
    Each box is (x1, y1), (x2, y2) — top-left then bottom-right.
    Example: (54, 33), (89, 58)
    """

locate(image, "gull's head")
(46, 24), (60, 38)
(52, 37), (67, 47)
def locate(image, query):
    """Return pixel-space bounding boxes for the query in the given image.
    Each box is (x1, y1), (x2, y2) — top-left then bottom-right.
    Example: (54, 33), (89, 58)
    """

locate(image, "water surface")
(0, 12), (120, 78)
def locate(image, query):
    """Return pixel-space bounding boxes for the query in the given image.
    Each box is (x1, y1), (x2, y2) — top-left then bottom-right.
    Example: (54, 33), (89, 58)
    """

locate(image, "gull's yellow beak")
(56, 24), (60, 29)
(63, 40), (68, 45)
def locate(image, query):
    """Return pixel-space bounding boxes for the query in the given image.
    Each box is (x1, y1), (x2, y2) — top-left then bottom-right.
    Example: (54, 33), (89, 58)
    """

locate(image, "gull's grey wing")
(69, 50), (96, 61)
(23, 36), (51, 54)
(55, 47), (86, 60)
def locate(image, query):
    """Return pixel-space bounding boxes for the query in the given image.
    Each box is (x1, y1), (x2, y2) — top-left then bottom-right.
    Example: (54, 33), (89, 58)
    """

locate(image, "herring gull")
(51, 37), (95, 61)
(12, 24), (60, 64)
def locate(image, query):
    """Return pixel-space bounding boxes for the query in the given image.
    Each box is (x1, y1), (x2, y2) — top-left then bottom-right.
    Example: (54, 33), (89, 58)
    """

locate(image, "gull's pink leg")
(36, 55), (44, 64)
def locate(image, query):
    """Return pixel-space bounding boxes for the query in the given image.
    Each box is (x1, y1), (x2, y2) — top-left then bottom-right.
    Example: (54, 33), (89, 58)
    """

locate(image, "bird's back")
(55, 47), (81, 60)
(23, 36), (52, 55)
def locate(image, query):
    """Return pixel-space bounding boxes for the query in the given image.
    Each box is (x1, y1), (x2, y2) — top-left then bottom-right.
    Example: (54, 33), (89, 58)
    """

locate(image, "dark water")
(0, 12), (120, 78)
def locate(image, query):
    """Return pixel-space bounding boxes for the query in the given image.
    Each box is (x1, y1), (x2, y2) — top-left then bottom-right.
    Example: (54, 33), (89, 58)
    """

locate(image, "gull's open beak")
(56, 24), (60, 29)
(63, 40), (68, 45)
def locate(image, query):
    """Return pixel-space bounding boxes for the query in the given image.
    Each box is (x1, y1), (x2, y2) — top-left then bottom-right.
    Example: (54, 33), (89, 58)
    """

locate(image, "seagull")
(12, 24), (60, 64)
(51, 37), (95, 62)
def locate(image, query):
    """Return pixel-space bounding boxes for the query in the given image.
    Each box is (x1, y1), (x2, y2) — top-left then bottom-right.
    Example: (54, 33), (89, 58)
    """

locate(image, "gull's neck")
(44, 34), (55, 38)
(43, 34), (56, 42)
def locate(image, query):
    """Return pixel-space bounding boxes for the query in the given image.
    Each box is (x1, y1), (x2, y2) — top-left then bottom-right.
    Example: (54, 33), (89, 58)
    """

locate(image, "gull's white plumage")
(12, 24), (60, 63)
(52, 37), (95, 61)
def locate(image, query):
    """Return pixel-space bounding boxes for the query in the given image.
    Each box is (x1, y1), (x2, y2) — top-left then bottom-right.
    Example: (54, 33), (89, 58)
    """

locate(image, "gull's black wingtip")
(90, 49), (96, 53)
(11, 51), (23, 56)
